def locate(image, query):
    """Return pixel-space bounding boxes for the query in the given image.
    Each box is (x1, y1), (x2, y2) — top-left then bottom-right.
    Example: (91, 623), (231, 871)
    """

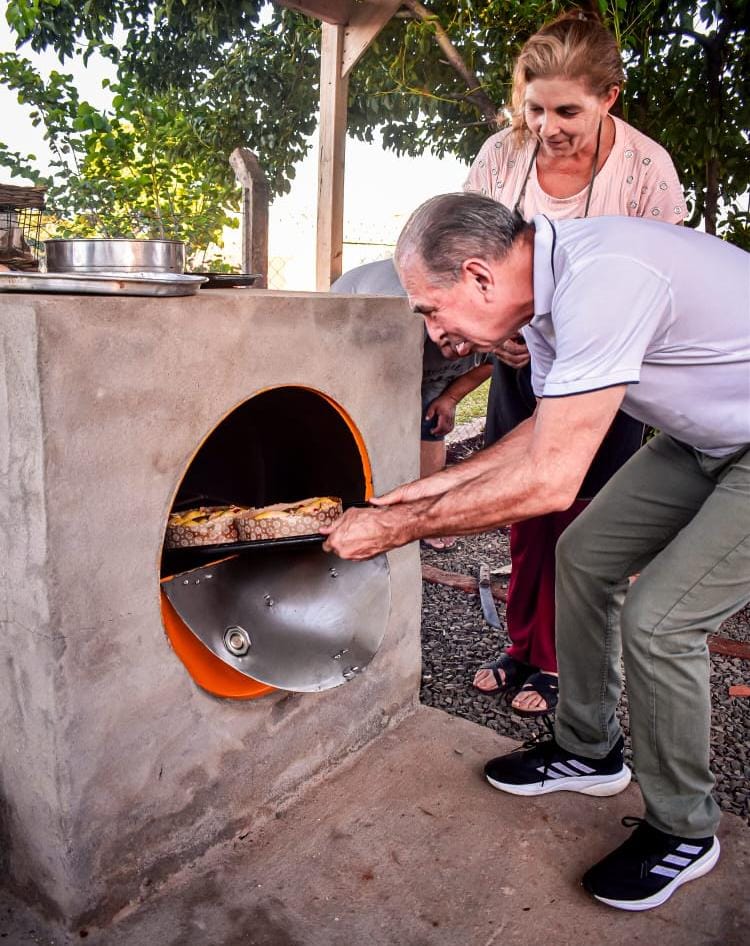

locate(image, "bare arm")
(322, 386), (626, 560)
(373, 411), (535, 505)
(439, 361), (493, 402)
(423, 362), (493, 437)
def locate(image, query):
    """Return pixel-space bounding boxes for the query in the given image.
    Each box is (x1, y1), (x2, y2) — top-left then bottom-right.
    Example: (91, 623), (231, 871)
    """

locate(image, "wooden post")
(276, 2), (403, 290)
(229, 147), (270, 288)
(341, 0), (403, 78)
(316, 22), (349, 291)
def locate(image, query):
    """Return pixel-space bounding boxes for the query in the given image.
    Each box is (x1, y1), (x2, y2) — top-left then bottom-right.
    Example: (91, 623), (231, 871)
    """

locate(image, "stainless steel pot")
(44, 238), (185, 274)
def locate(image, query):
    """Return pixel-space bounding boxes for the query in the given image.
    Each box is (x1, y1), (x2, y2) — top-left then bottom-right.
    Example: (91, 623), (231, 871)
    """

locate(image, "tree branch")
(685, 194), (703, 229)
(652, 27), (712, 51)
(401, 0), (499, 129)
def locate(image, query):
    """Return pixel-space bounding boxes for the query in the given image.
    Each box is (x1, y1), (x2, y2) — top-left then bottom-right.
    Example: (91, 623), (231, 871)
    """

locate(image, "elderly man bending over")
(322, 193), (750, 912)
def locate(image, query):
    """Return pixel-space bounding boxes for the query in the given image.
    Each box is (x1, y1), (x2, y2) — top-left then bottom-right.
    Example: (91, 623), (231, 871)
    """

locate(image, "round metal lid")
(161, 546), (391, 692)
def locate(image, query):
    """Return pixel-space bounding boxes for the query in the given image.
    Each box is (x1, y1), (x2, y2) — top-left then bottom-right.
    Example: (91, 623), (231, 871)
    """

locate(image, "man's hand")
(321, 506), (413, 560)
(424, 392), (458, 437)
(495, 335), (530, 369)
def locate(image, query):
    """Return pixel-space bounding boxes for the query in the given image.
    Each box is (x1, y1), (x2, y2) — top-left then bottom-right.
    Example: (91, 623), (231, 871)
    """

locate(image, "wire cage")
(0, 183), (46, 271)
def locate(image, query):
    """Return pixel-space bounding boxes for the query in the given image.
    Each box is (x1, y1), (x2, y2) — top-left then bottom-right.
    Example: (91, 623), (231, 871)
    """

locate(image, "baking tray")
(192, 273), (261, 289)
(162, 532), (326, 578)
(0, 270), (207, 296)
(161, 501), (371, 575)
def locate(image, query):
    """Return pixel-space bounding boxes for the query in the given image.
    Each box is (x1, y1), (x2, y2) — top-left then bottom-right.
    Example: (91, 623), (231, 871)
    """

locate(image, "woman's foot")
(511, 670), (559, 716)
(472, 653), (534, 695)
(420, 536), (458, 552)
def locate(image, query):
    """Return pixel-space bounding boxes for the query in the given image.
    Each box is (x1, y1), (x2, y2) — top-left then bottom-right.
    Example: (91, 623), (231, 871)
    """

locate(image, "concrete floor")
(2, 706), (748, 945)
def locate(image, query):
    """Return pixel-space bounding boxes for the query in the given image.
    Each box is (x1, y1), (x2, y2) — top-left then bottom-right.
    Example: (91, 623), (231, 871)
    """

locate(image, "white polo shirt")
(526, 215), (750, 457)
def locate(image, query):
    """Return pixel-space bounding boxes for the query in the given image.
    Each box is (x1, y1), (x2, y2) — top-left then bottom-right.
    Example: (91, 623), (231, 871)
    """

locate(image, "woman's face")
(523, 76), (619, 159)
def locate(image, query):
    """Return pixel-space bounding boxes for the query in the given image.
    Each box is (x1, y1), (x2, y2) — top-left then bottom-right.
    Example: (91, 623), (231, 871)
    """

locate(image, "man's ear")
(462, 258), (493, 295)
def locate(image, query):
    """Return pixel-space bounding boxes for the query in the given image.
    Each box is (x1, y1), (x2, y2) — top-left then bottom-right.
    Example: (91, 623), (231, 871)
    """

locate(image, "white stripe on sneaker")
(676, 843), (703, 855)
(533, 761), (599, 778)
(550, 763), (584, 777)
(537, 766), (565, 778)
(664, 854), (691, 867)
(650, 865), (680, 878)
(566, 759), (597, 774)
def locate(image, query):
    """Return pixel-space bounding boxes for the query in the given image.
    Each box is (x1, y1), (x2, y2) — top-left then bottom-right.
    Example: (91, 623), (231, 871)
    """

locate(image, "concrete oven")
(0, 288), (423, 926)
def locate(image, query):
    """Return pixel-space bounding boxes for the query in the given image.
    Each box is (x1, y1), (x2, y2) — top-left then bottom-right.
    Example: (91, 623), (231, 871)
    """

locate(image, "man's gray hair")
(395, 193), (532, 285)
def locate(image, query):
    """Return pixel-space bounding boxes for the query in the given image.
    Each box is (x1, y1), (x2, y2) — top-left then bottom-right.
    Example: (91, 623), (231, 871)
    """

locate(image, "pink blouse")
(464, 115), (686, 222)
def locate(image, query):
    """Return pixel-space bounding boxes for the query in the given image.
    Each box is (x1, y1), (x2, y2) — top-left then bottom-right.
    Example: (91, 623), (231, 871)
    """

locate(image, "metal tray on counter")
(0, 271), (207, 297)
(192, 273), (261, 289)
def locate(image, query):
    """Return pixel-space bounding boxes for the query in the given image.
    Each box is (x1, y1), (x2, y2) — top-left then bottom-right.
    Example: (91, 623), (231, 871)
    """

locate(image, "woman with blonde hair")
(467, 8), (686, 716)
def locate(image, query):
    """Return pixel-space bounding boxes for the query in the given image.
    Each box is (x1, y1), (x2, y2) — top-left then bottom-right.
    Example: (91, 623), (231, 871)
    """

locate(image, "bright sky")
(0, 16), (469, 289)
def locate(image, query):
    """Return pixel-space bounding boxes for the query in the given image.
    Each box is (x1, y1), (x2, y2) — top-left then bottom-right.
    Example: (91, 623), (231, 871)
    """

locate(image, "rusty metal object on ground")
(478, 563), (502, 628)
(421, 562), (507, 601)
(708, 635), (750, 660)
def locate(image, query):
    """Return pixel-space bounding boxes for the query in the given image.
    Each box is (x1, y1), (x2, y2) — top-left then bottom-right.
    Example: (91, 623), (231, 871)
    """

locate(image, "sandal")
(472, 653), (533, 696)
(420, 537), (458, 552)
(511, 671), (559, 717)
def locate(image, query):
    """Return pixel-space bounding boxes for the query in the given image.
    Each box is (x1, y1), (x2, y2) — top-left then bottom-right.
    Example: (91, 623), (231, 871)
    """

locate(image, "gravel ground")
(420, 432), (750, 825)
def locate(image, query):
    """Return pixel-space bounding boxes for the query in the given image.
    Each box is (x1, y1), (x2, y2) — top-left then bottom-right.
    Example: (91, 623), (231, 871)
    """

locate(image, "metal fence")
(267, 241), (396, 291)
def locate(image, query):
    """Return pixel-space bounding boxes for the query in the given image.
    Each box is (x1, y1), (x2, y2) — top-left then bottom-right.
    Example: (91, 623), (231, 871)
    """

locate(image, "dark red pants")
(505, 500), (589, 673)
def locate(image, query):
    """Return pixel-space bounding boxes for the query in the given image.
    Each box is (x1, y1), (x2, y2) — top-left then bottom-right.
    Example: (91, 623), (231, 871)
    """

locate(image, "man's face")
(399, 253), (520, 356)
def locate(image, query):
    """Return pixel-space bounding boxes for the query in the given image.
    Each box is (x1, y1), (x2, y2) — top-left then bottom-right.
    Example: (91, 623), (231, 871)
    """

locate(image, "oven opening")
(161, 385), (371, 576)
(159, 386), (386, 700)
(173, 386), (368, 514)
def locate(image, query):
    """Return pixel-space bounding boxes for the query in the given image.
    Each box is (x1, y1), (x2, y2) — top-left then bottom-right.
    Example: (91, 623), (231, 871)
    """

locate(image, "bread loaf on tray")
(165, 505), (251, 549)
(235, 497), (343, 541)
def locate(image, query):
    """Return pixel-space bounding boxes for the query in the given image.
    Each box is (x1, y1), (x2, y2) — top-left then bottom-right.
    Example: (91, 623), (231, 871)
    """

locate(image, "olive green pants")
(554, 433), (750, 838)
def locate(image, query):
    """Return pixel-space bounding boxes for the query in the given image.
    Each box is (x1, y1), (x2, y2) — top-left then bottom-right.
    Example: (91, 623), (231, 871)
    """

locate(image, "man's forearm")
(392, 440), (568, 542)
(387, 389), (622, 539)
(323, 433), (580, 560)
(377, 416), (536, 504)
(325, 387), (626, 561)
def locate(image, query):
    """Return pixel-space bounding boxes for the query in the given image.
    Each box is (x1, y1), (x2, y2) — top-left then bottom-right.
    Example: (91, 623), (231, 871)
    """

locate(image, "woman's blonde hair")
(510, 9), (625, 142)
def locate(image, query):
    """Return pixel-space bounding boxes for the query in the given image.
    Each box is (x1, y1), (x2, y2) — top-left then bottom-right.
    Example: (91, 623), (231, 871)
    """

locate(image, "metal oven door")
(161, 545), (391, 692)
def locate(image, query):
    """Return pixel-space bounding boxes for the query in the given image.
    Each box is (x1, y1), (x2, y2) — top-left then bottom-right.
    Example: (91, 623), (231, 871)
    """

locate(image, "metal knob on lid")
(223, 625), (252, 656)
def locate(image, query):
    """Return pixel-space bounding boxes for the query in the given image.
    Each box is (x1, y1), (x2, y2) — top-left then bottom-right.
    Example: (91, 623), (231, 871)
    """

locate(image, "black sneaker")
(582, 817), (720, 911)
(484, 733), (631, 797)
